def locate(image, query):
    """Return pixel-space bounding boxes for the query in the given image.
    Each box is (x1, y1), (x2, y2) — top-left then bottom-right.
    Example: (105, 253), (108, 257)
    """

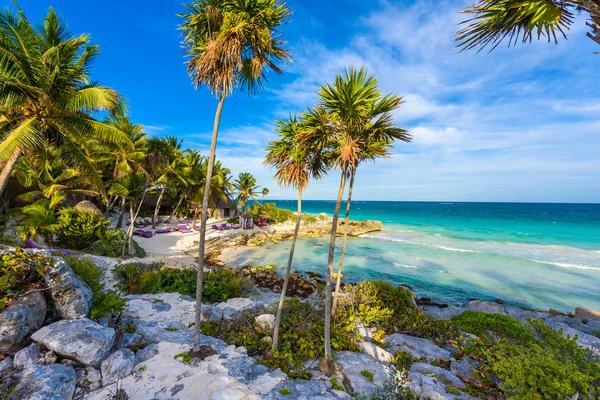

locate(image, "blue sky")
(23, 0), (600, 203)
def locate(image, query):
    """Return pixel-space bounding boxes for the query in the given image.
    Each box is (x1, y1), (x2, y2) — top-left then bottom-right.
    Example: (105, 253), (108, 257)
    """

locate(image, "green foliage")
(115, 264), (245, 303)
(592, 329), (600, 339)
(88, 229), (141, 258)
(202, 299), (356, 375)
(454, 319), (600, 400)
(55, 207), (109, 250)
(290, 213), (317, 225)
(360, 370), (374, 382)
(124, 322), (136, 334)
(278, 388), (292, 396)
(250, 203), (293, 223)
(174, 352), (191, 364)
(0, 247), (47, 311)
(334, 281), (458, 344)
(450, 311), (536, 343)
(330, 377), (344, 391)
(392, 350), (419, 372)
(16, 194), (63, 242)
(64, 256), (125, 319)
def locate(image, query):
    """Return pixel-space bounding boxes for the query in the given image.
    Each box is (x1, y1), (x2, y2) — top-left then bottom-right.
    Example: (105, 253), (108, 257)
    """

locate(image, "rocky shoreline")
(2, 237), (600, 399)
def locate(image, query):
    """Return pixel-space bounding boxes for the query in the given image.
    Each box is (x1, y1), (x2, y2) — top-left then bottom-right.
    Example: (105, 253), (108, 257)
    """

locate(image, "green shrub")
(202, 299), (356, 375)
(251, 203), (293, 224)
(55, 207), (109, 249)
(64, 256), (125, 319)
(450, 311), (536, 343)
(0, 247), (47, 311)
(88, 228), (145, 258)
(360, 370), (374, 382)
(174, 351), (191, 364)
(455, 319), (600, 399)
(115, 264), (245, 303)
(591, 329), (600, 339)
(278, 388), (292, 396)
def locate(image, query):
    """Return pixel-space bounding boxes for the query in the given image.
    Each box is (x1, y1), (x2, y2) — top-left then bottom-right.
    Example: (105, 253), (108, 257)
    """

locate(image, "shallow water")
(233, 201), (600, 312)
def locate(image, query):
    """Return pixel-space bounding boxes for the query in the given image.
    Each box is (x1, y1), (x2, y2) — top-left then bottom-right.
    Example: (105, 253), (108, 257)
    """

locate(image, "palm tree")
(152, 137), (183, 228)
(0, 5), (131, 199)
(456, 0), (600, 54)
(179, 0), (291, 356)
(331, 140), (408, 316)
(234, 172), (260, 211)
(95, 116), (148, 228)
(261, 187), (269, 204)
(109, 172), (148, 256)
(264, 115), (328, 353)
(302, 67), (409, 375)
(167, 149), (203, 224)
(16, 191), (64, 242)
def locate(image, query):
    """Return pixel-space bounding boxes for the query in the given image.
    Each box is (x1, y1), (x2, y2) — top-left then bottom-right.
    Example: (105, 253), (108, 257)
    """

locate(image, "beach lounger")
(211, 225), (221, 230)
(231, 224), (240, 229)
(194, 225), (202, 232)
(155, 227), (172, 234)
(177, 224), (193, 233)
(133, 230), (153, 238)
(221, 224), (230, 230)
(25, 239), (73, 255)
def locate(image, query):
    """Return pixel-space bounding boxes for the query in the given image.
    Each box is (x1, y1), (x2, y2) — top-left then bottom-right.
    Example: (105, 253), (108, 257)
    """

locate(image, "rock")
(450, 357), (480, 382)
(9, 364), (76, 400)
(575, 308), (600, 321)
(410, 363), (465, 389)
(117, 332), (142, 350)
(123, 293), (206, 328)
(407, 370), (469, 400)
(42, 350), (58, 365)
(357, 341), (393, 364)
(0, 291), (46, 353)
(43, 257), (92, 319)
(337, 219), (382, 237)
(249, 369), (288, 395)
(86, 367), (101, 384)
(135, 343), (159, 364)
(335, 351), (393, 396)
(100, 349), (135, 386)
(384, 334), (451, 362)
(13, 343), (40, 370)
(74, 200), (102, 215)
(255, 314), (275, 332)
(355, 323), (377, 342)
(267, 379), (337, 400)
(0, 356), (13, 374)
(31, 318), (115, 367)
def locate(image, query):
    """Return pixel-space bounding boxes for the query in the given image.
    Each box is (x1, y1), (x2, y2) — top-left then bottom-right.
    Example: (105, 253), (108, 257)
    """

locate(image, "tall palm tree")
(167, 149), (203, 223)
(456, 0), (600, 54)
(109, 172), (148, 256)
(331, 139), (409, 316)
(264, 115), (328, 353)
(0, 5), (131, 199)
(302, 67), (409, 375)
(234, 172), (259, 211)
(261, 187), (269, 204)
(152, 137), (183, 228)
(179, 0), (291, 355)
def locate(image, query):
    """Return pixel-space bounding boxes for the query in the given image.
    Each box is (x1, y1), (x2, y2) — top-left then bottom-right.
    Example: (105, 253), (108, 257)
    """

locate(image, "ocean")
(231, 201), (600, 312)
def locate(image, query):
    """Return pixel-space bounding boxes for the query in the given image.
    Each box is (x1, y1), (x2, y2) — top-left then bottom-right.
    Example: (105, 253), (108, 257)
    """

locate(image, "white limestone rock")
(100, 349), (135, 386)
(31, 318), (115, 367)
(255, 314), (275, 332)
(384, 334), (451, 362)
(43, 257), (93, 319)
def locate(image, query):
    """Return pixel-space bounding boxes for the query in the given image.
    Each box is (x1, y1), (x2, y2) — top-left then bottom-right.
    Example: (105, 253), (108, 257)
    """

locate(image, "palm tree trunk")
(116, 197), (126, 229)
(0, 149), (21, 198)
(194, 94), (226, 353)
(167, 193), (185, 223)
(319, 167), (347, 375)
(191, 209), (199, 230)
(105, 195), (119, 218)
(152, 186), (166, 229)
(272, 189), (303, 352)
(123, 200), (136, 257)
(125, 192), (147, 256)
(332, 168), (356, 316)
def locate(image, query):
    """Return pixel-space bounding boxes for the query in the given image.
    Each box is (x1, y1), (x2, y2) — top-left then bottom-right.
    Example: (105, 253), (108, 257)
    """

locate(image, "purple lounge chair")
(25, 239), (73, 255)
(133, 230), (153, 238)
(221, 224), (231, 230)
(231, 224), (240, 229)
(211, 224), (223, 231)
(155, 226), (172, 234)
(177, 224), (193, 234)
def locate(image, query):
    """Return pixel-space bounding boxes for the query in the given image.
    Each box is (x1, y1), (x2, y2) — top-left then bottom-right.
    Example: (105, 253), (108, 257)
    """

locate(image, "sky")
(21, 0), (600, 203)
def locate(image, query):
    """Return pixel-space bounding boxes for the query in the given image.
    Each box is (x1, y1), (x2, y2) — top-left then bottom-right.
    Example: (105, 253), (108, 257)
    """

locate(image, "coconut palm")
(167, 149), (203, 224)
(301, 67), (410, 375)
(16, 191), (64, 242)
(234, 172), (259, 211)
(151, 137), (183, 228)
(189, 160), (233, 227)
(331, 139), (407, 316)
(264, 115), (328, 353)
(0, 5), (131, 199)
(261, 187), (269, 204)
(456, 0), (600, 54)
(179, 0), (291, 355)
(109, 172), (148, 256)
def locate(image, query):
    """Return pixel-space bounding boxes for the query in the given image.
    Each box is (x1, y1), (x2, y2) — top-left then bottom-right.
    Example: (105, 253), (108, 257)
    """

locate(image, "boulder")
(74, 200), (102, 215)
(410, 363), (465, 389)
(122, 293), (198, 329)
(135, 343), (159, 364)
(335, 351), (393, 396)
(337, 220), (382, 237)
(8, 364), (76, 400)
(357, 341), (393, 364)
(0, 356), (13, 374)
(100, 349), (135, 386)
(355, 323), (377, 342)
(407, 369), (469, 400)
(546, 321), (600, 356)
(31, 318), (115, 367)
(255, 314), (275, 332)
(13, 343), (40, 370)
(43, 257), (92, 319)
(575, 308), (600, 322)
(384, 334), (451, 362)
(267, 379), (337, 399)
(0, 291), (46, 353)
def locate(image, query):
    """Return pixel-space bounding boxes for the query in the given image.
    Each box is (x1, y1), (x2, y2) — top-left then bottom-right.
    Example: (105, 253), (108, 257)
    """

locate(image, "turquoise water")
(233, 201), (600, 312)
